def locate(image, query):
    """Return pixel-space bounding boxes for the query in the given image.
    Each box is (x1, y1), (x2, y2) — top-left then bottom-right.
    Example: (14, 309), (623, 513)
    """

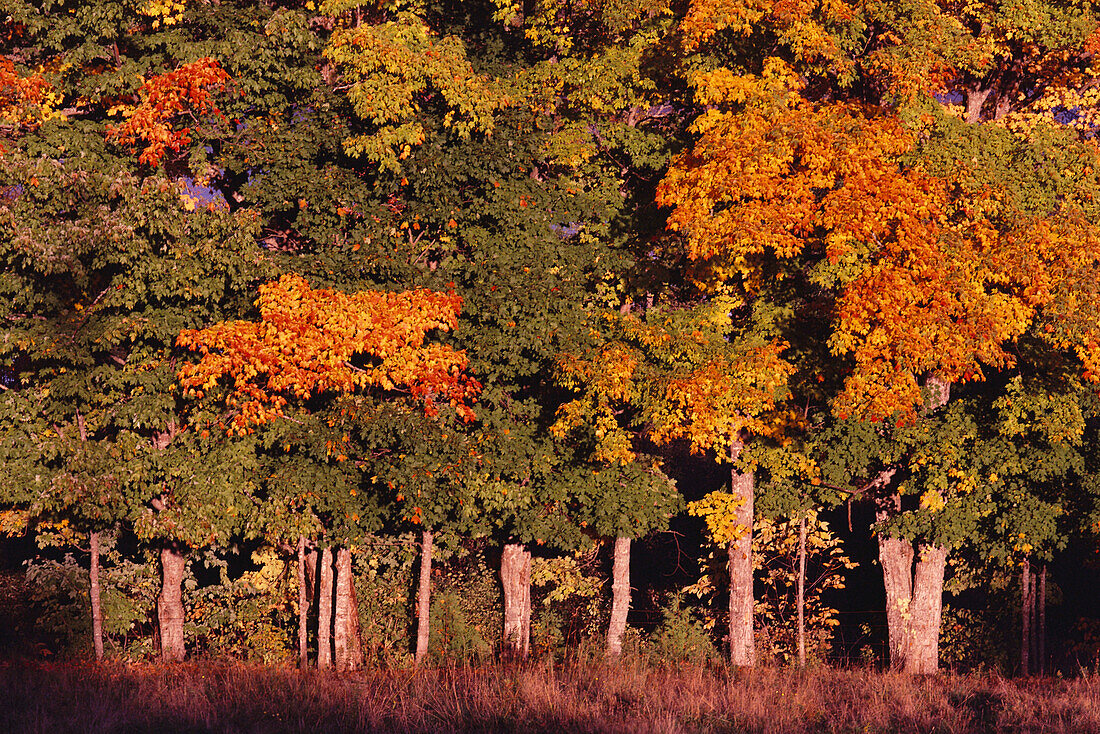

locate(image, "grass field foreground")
(2, 660), (1099, 733)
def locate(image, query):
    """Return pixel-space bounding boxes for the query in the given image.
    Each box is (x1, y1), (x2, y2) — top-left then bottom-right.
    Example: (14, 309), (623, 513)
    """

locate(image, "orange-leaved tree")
(659, 39), (1100, 671)
(107, 57), (230, 168)
(178, 273), (479, 434)
(178, 272), (479, 670)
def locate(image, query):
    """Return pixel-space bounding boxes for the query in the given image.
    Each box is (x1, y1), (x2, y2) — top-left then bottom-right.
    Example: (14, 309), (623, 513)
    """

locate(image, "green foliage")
(531, 549), (604, 646)
(22, 533), (158, 659)
(353, 533), (418, 667)
(428, 591), (491, 663)
(184, 548), (296, 664)
(646, 594), (717, 666)
(427, 543), (499, 663)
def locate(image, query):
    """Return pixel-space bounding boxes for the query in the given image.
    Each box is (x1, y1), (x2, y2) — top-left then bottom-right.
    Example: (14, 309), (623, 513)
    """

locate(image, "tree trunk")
(317, 547), (334, 670)
(1022, 559), (1032, 676)
(333, 547), (361, 671)
(297, 537), (309, 669)
(1039, 564), (1047, 675)
(965, 88), (991, 123)
(157, 545), (187, 662)
(797, 517), (807, 668)
(415, 529), (433, 665)
(878, 530), (915, 669)
(347, 556), (363, 668)
(906, 543), (947, 674)
(500, 542), (531, 659)
(89, 531), (104, 662)
(606, 536), (631, 659)
(728, 443), (755, 667)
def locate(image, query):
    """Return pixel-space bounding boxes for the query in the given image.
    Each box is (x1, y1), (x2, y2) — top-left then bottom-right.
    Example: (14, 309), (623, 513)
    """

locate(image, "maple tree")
(6, 0), (1100, 675)
(660, 0), (1100, 673)
(177, 273), (479, 434)
(106, 58), (230, 168)
(178, 273), (479, 669)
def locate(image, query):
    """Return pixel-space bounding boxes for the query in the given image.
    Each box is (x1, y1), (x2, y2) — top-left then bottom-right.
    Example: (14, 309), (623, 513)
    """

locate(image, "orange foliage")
(107, 58), (229, 167)
(178, 274), (480, 434)
(659, 60), (1100, 421)
(0, 58), (52, 128)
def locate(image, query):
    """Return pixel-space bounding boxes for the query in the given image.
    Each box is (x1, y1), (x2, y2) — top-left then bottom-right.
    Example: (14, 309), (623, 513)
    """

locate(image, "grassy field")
(2, 659), (1099, 733)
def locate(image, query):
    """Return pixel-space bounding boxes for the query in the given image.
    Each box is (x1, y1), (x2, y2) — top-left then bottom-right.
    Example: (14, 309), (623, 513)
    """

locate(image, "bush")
(647, 594), (717, 665)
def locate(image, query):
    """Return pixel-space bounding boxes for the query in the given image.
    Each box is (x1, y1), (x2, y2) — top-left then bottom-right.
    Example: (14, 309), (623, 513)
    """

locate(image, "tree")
(177, 272), (479, 669)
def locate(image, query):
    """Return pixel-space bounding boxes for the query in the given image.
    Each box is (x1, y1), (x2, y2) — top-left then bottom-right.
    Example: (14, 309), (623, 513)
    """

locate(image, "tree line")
(3, 0), (1100, 674)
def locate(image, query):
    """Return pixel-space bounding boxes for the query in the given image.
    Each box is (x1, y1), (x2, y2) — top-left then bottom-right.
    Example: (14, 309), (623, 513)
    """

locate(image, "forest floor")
(1, 657), (1099, 734)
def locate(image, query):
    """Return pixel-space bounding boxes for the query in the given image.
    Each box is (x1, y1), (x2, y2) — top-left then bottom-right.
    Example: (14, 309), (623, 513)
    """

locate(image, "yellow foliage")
(688, 491), (747, 545)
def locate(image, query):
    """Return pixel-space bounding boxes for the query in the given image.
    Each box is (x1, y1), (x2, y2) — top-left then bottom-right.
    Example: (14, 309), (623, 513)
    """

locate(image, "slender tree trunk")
(1022, 559), (1032, 676)
(89, 531), (104, 662)
(157, 545), (187, 662)
(415, 529), (433, 665)
(1039, 564), (1047, 675)
(297, 537), (309, 669)
(501, 542), (531, 659)
(78, 414), (104, 662)
(906, 543), (947, 674)
(347, 559), (362, 667)
(607, 536), (631, 659)
(333, 547), (361, 671)
(797, 517), (807, 668)
(728, 442), (755, 667)
(317, 547), (334, 670)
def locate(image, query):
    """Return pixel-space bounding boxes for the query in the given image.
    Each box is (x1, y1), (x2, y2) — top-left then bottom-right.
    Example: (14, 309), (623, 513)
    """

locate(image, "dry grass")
(2, 659), (1100, 733)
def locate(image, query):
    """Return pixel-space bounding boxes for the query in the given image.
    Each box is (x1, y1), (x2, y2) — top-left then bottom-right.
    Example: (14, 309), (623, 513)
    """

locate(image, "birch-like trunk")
(1038, 564), (1047, 675)
(728, 443), (755, 667)
(333, 548), (361, 671)
(606, 536), (631, 659)
(89, 531), (104, 662)
(415, 530), (433, 665)
(317, 547), (334, 670)
(500, 542), (531, 659)
(297, 537), (309, 669)
(796, 517), (807, 668)
(157, 545), (187, 662)
(1022, 559), (1032, 676)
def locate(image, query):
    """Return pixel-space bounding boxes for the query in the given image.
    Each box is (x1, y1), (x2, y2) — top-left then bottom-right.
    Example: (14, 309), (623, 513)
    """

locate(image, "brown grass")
(2, 659), (1099, 733)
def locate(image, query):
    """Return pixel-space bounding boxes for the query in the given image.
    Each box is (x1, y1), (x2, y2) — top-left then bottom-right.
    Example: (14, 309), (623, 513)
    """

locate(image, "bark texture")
(1039, 564), (1047, 675)
(878, 502), (914, 667)
(297, 537), (309, 669)
(317, 547), (334, 670)
(728, 444), (755, 667)
(90, 531), (104, 662)
(333, 547), (361, 671)
(157, 545), (187, 662)
(606, 536), (631, 659)
(907, 543), (948, 675)
(415, 530), (433, 665)
(500, 542), (532, 658)
(796, 518), (807, 668)
(1022, 559), (1032, 676)
(877, 503), (948, 674)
